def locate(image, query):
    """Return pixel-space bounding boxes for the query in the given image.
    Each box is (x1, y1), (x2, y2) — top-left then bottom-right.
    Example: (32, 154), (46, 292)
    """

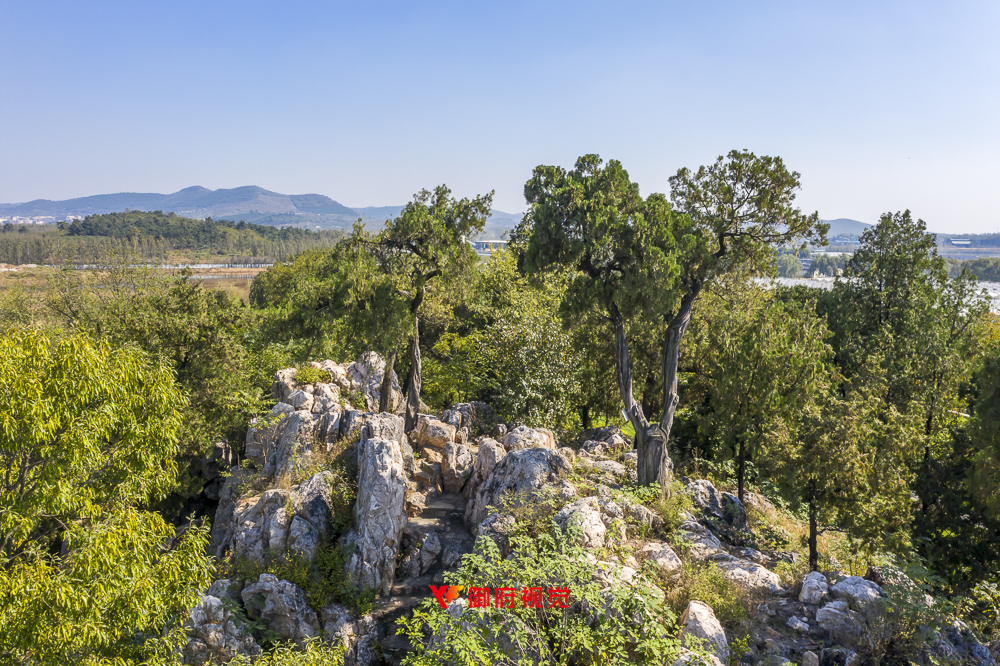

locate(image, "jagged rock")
(245, 405), (317, 485)
(347, 352), (403, 412)
(930, 620), (998, 666)
(343, 436), (407, 595)
(639, 542), (682, 573)
(679, 519), (725, 559)
(321, 604), (383, 666)
(816, 600), (862, 645)
(679, 600), (729, 662)
(820, 647), (860, 666)
(800, 571), (829, 604)
(363, 412), (406, 447)
(206, 579), (242, 607)
(714, 557), (783, 595)
(787, 616), (809, 632)
(830, 575), (882, 609)
(441, 409), (463, 429)
(441, 441), (474, 493)
(417, 418), (457, 449)
(287, 389), (314, 412)
(465, 448), (572, 526)
(272, 368), (298, 402)
(579, 426), (629, 451)
(182, 593), (260, 665)
(241, 574), (319, 643)
(685, 479), (747, 532)
(311, 382), (341, 414)
(476, 513), (516, 558)
(672, 651), (724, 666)
(592, 459), (628, 479)
(216, 471), (335, 563)
(678, 520), (782, 594)
(501, 425), (555, 451)
(419, 532), (442, 573)
(339, 409), (366, 443)
(491, 423), (507, 439)
(207, 468), (255, 557)
(464, 438), (505, 500)
(554, 497), (608, 548)
(415, 460), (443, 494)
(803, 651), (819, 666)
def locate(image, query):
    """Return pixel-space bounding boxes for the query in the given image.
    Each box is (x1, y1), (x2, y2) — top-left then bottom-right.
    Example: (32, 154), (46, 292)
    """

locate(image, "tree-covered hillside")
(0, 210), (345, 264)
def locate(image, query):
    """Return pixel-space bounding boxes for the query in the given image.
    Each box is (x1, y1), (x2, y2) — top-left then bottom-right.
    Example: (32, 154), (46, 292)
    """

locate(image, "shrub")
(294, 365), (329, 386)
(396, 524), (691, 665)
(228, 637), (345, 665)
(662, 561), (752, 628)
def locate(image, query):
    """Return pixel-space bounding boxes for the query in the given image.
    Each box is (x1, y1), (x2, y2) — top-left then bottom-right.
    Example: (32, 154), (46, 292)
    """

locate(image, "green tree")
(0, 327), (213, 664)
(810, 253), (840, 277)
(685, 283), (834, 503)
(520, 151), (824, 489)
(363, 186), (492, 430)
(776, 252), (802, 278)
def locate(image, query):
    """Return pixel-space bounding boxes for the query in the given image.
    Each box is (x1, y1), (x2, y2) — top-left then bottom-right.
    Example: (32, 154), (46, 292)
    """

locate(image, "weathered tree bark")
(611, 304), (656, 485)
(404, 319), (422, 432)
(579, 405), (592, 431)
(378, 350), (397, 414)
(808, 485), (819, 572)
(737, 437), (746, 504)
(657, 291), (696, 490)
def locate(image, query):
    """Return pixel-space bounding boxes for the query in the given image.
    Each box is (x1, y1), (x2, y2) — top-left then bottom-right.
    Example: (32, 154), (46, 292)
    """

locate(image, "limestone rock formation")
(679, 600), (729, 662)
(343, 435), (407, 595)
(465, 447), (572, 526)
(182, 593), (261, 665)
(241, 574), (320, 643)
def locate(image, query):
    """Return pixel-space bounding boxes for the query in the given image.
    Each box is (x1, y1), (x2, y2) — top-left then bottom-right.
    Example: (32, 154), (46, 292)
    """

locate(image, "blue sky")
(2, 1), (998, 232)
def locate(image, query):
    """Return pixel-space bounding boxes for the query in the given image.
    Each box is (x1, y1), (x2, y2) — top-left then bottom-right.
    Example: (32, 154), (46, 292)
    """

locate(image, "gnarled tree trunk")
(379, 350), (397, 414)
(657, 291), (696, 490)
(611, 305), (656, 485)
(404, 319), (421, 432)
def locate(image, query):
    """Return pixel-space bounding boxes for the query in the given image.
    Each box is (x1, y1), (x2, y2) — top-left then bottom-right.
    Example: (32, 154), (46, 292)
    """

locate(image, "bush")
(229, 637), (345, 665)
(396, 524), (690, 665)
(662, 561), (752, 628)
(294, 365), (330, 386)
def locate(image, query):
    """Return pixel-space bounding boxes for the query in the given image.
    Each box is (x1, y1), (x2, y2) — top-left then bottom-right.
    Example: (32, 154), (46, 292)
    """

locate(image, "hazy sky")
(2, 1), (998, 232)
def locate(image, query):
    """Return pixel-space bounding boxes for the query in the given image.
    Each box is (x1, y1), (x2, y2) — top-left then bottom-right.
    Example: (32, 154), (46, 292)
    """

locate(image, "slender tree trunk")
(404, 319), (422, 432)
(737, 437), (746, 504)
(379, 350), (397, 414)
(580, 405), (592, 431)
(808, 482), (819, 572)
(610, 304), (654, 483)
(657, 291), (697, 490)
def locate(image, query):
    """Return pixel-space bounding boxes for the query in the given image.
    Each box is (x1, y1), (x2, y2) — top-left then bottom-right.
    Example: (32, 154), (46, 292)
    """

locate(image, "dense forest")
(0, 211), (346, 264)
(1, 152), (999, 665)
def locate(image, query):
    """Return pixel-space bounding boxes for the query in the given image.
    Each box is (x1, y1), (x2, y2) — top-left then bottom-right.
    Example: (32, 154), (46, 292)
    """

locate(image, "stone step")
(390, 574), (436, 597)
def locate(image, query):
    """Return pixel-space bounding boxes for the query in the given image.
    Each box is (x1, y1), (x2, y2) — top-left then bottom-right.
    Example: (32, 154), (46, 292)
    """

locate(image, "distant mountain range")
(0, 186), (521, 235)
(824, 218), (872, 237)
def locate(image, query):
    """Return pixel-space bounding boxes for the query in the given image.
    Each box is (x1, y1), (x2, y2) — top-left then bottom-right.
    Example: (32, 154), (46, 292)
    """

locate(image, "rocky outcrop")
(815, 599), (862, 646)
(343, 435), (407, 595)
(441, 441), (474, 493)
(465, 448), (572, 526)
(830, 575), (883, 609)
(182, 593), (261, 665)
(679, 600), (729, 662)
(800, 571), (830, 605)
(463, 438), (505, 500)
(685, 479), (747, 535)
(241, 574), (320, 643)
(501, 425), (555, 451)
(639, 541), (683, 573)
(678, 519), (782, 594)
(929, 620), (998, 666)
(211, 471), (336, 563)
(416, 418), (457, 449)
(273, 354), (402, 414)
